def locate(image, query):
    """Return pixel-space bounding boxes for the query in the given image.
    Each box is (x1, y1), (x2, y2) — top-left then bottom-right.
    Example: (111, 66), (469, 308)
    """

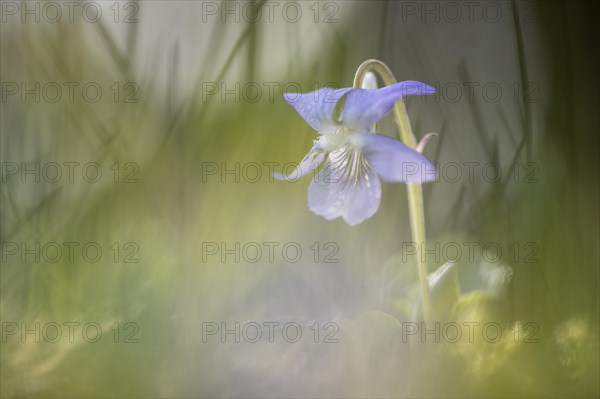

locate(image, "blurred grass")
(1, 0), (598, 398)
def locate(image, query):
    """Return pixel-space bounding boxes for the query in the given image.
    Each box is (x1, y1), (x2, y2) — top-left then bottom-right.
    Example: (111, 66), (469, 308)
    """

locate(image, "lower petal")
(308, 150), (381, 225)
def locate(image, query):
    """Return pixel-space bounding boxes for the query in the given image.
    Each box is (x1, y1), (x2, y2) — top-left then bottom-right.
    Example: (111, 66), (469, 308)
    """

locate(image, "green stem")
(353, 59), (432, 324)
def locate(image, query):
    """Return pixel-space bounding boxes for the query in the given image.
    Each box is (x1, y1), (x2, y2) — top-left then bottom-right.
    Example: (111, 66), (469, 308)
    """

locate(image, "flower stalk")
(353, 59), (432, 325)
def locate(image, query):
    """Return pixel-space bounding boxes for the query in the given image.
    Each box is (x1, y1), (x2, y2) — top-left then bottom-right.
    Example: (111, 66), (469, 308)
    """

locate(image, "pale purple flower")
(275, 81), (437, 225)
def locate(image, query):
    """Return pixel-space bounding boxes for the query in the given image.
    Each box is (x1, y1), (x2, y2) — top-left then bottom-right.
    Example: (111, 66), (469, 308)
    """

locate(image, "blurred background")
(1, 0), (598, 397)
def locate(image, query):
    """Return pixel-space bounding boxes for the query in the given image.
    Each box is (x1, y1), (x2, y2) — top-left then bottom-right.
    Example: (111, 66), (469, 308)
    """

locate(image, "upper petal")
(284, 87), (353, 135)
(341, 81), (435, 131)
(308, 149), (381, 225)
(362, 134), (437, 184)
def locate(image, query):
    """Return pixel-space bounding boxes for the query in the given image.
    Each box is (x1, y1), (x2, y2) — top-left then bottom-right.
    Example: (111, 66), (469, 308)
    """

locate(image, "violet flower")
(275, 81), (437, 225)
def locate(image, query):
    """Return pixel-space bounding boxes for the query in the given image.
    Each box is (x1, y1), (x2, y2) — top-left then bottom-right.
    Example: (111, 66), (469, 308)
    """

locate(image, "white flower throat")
(318, 128), (367, 154)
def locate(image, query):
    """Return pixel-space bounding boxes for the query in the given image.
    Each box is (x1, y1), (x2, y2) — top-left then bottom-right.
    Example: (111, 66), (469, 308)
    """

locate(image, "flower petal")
(362, 134), (437, 183)
(273, 147), (325, 181)
(308, 150), (381, 225)
(341, 81), (435, 131)
(284, 87), (352, 135)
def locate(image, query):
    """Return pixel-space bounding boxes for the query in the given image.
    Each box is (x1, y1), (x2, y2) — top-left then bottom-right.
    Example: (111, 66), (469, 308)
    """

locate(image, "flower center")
(319, 129), (366, 153)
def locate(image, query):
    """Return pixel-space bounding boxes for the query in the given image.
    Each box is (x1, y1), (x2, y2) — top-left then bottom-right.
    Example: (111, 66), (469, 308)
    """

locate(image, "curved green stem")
(354, 59), (432, 324)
